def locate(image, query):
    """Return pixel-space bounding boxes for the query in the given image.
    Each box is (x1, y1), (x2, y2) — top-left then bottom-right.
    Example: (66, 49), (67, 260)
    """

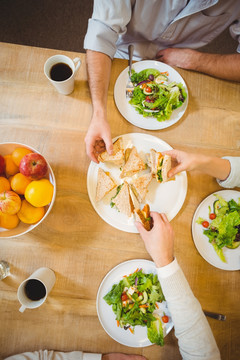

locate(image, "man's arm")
(156, 48), (240, 82)
(84, 50), (113, 163)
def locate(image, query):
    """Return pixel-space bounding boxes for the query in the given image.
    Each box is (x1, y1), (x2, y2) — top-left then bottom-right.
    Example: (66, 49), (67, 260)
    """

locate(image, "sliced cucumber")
(213, 200), (221, 215)
(226, 241), (240, 249)
(140, 291), (148, 305)
(155, 74), (168, 83)
(143, 88), (153, 95)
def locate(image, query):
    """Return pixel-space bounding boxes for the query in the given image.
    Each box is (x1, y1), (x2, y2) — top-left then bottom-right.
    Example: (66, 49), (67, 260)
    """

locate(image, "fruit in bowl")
(19, 153), (48, 180)
(0, 143), (56, 238)
(0, 191), (21, 215)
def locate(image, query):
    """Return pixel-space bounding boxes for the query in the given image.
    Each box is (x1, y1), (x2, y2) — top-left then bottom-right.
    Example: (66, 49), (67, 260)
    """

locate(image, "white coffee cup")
(17, 267), (56, 313)
(44, 54), (81, 95)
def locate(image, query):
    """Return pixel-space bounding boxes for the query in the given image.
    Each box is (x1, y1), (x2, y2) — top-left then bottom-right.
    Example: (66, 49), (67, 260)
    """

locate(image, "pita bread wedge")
(147, 149), (162, 175)
(120, 146), (146, 178)
(95, 168), (117, 202)
(135, 204), (153, 231)
(98, 137), (124, 165)
(130, 172), (152, 203)
(147, 149), (172, 183)
(111, 182), (134, 217)
(155, 154), (172, 183)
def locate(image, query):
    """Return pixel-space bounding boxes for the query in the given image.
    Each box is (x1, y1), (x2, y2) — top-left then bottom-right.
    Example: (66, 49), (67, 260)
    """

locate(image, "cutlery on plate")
(126, 44), (134, 98)
(203, 310), (226, 321)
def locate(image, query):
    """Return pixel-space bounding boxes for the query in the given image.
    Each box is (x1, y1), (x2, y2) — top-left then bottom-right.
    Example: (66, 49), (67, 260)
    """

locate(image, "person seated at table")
(84, 0), (240, 162)
(162, 149), (240, 188)
(5, 212), (221, 360)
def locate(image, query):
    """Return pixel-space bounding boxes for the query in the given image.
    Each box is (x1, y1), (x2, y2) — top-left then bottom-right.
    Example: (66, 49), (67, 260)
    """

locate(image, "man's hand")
(84, 115), (113, 163)
(103, 354), (146, 360)
(156, 48), (198, 70)
(136, 212), (174, 268)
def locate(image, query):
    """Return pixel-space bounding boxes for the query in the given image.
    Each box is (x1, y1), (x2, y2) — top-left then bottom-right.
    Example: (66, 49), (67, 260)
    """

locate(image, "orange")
(0, 177), (11, 193)
(4, 154), (19, 176)
(12, 147), (33, 166)
(25, 179), (54, 207)
(0, 212), (20, 229)
(11, 173), (32, 195)
(17, 199), (45, 224)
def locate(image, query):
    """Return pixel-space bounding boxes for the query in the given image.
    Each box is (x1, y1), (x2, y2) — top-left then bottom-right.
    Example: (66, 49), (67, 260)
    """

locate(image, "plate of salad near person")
(192, 190), (240, 271)
(114, 60), (188, 130)
(97, 259), (173, 347)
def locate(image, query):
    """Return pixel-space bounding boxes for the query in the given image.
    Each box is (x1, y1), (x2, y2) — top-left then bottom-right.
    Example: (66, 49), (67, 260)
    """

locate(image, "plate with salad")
(192, 190), (240, 271)
(97, 259), (173, 347)
(114, 60), (188, 130)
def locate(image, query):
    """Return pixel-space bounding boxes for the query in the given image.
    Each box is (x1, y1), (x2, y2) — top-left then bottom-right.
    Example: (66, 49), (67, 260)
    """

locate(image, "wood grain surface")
(0, 43), (239, 360)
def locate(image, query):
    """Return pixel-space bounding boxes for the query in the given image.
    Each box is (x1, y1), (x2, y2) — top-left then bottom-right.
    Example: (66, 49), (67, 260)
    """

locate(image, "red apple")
(0, 190), (21, 215)
(0, 155), (5, 174)
(19, 153), (48, 180)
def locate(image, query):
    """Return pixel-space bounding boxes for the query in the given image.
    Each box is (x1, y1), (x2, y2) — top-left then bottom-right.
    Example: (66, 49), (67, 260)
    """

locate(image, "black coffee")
(50, 62), (73, 81)
(25, 279), (46, 301)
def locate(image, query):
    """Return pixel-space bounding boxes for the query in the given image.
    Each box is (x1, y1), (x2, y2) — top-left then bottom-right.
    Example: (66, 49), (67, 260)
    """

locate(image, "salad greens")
(103, 268), (167, 346)
(129, 68), (187, 122)
(197, 194), (240, 262)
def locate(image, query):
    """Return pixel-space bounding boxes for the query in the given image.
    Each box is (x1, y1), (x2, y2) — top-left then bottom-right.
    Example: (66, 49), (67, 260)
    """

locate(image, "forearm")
(190, 52), (240, 82)
(158, 260), (220, 360)
(195, 154), (231, 180)
(86, 50), (112, 119)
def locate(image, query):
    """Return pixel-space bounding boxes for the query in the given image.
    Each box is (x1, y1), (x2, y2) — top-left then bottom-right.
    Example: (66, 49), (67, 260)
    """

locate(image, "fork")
(126, 44), (134, 99)
(203, 310), (226, 321)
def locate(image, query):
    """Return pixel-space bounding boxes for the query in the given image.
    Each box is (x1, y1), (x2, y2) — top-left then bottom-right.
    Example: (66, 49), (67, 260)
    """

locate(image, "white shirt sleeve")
(217, 157), (240, 188)
(229, 19), (240, 53)
(157, 259), (221, 360)
(83, 0), (132, 58)
(4, 350), (102, 360)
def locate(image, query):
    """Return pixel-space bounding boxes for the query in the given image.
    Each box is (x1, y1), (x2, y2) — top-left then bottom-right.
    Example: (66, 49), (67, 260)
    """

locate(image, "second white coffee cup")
(44, 54), (81, 95)
(17, 267), (56, 313)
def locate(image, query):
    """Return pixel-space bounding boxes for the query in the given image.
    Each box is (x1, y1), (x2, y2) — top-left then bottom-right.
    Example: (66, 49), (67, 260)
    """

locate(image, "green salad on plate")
(103, 268), (169, 346)
(197, 194), (240, 263)
(129, 68), (187, 122)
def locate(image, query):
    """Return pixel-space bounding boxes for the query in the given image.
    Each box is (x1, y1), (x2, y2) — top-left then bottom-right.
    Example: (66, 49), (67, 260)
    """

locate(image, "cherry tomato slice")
(145, 86), (152, 93)
(162, 315), (169, 323)
(121, 293), (128, 302)
(145, 96), (151, 101)
(209, 213), (216, 220)
(202, 221), (209, 228)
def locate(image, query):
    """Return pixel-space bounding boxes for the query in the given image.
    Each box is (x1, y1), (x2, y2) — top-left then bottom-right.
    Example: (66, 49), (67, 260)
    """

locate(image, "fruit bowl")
(0, 142), (56, 238)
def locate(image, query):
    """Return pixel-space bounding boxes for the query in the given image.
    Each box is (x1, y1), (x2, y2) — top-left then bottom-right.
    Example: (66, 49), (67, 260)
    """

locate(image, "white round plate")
(114, 60), (188, 130)
(87, 133), (187, 233)
(192, 190), (240, 271)
(97, 259), (173, 347)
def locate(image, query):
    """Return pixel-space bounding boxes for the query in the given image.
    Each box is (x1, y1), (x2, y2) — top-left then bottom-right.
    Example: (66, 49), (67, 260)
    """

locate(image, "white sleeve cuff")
(83, 354), (102, 360)
(217, 157), (240, 188)
(156, 258), (180, 279)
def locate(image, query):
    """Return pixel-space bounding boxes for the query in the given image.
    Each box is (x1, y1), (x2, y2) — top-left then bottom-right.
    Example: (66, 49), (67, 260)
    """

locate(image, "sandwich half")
(98, 137), (124, 165)
(110, 182), (134, 217)
(95, 168), (117, 202)
(134, 204), (153, 231)
(130, 172), (152, 203)
(120, 146), (146, 178)
(147, 149), (172, 183)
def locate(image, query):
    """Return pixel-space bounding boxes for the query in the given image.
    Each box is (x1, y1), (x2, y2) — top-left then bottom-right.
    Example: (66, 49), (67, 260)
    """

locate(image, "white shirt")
(217, 157), (240, 188)
(84, 0), (240, 60)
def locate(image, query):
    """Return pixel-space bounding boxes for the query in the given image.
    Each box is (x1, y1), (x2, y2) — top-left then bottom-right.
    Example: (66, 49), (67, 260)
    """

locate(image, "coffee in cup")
(17, 267), (56, 312)
(44, 54), (81, 95)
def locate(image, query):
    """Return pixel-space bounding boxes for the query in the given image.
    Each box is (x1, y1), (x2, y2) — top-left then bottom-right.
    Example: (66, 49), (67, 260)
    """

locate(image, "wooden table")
(0, 42), (239, 360)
